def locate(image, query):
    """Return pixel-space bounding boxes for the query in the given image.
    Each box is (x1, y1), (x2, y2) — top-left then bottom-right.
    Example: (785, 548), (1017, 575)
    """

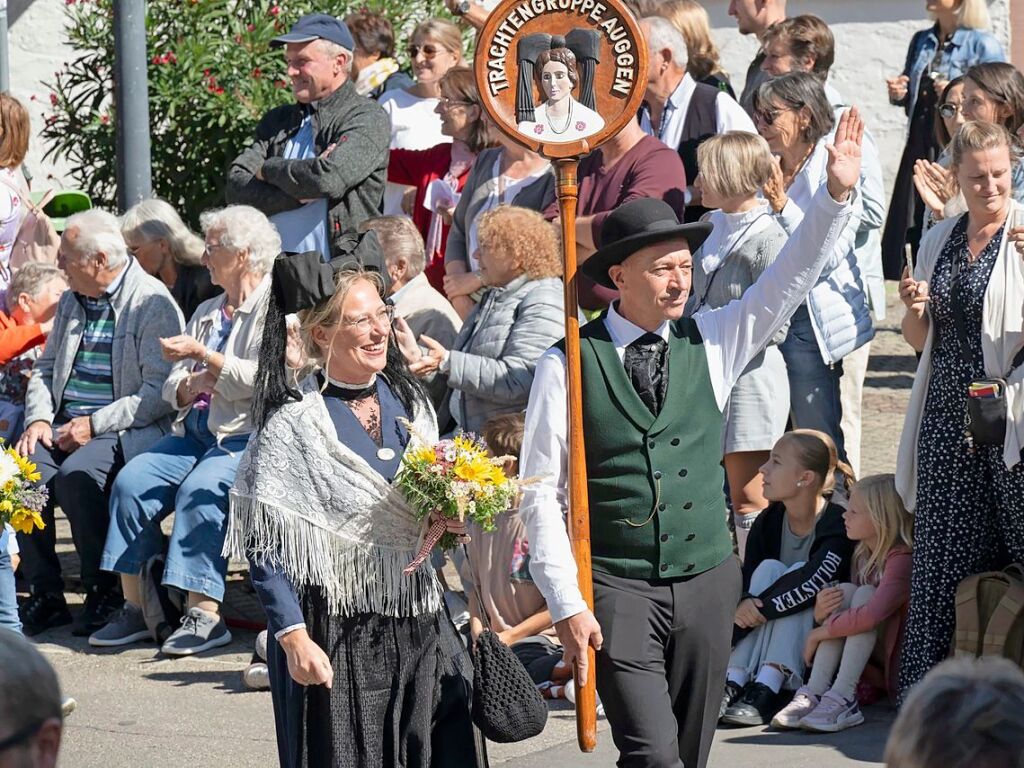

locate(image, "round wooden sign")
(474, 0), (648, 158)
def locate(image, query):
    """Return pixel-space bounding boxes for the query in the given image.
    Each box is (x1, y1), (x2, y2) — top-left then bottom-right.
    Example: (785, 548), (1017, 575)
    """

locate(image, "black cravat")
(623, 332), (668, 416)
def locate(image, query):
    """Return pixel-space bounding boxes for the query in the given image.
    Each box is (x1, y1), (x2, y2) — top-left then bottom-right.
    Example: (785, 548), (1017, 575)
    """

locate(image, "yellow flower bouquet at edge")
(0, 446), (48, 535)
(398, 421), (522, 575)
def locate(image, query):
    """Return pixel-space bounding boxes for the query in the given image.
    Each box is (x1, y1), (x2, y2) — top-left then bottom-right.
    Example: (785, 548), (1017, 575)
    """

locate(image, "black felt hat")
(582, 198), (713, 289)
(271, 230), (386, 314)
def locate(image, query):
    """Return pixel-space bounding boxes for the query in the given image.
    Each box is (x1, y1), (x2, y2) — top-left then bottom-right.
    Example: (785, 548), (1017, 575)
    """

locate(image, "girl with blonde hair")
(720, 429), (856, 727)
(654, 0), (734, 96)
(774, 474), (913, 732)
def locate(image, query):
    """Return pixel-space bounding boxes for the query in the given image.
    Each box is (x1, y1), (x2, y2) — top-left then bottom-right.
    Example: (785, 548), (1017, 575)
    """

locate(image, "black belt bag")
(951, 256), (1024, 447)
(966, 378), (1009, 446)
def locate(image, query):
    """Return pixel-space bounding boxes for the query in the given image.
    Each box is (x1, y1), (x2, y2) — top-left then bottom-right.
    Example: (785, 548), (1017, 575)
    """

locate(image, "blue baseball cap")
(270, 13), (355, 51)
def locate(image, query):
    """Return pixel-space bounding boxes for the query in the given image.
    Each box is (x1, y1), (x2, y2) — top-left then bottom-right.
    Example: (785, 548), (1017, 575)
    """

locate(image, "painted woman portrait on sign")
(516, 33), (605, 143)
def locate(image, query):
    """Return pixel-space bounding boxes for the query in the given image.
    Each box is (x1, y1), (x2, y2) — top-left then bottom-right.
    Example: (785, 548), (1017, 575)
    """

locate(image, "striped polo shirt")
(60, 266), (127, 420)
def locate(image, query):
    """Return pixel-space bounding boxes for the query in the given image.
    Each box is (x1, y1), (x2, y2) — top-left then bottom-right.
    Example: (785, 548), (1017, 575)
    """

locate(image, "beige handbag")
(0, 175), (59, 274)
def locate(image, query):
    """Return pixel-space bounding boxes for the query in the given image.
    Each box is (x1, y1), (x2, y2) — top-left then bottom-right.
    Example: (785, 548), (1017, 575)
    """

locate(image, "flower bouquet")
(398, 426), (518, 575)
(0, 446), (47, 535)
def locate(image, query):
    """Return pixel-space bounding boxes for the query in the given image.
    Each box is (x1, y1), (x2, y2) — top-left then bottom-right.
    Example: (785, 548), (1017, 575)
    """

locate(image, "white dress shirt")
(639, 73), (756, 203)
(640, 72), (757, 152)
(518, 185), (855, 622)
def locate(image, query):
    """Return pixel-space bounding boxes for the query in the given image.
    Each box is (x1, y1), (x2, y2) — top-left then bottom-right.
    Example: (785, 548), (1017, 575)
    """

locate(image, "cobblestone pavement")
(36, 291), (914, 767)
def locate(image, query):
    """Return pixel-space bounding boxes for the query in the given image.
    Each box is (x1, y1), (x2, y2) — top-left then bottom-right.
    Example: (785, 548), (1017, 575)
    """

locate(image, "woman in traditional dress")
(225, 246), (481, 768)
(516, 46), (604, 142)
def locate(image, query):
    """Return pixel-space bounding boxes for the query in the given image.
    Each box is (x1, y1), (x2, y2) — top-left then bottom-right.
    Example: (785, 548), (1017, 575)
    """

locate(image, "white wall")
(4, 0), (1014, 196)
(7, 0), (74, 189)
(704, 0), (1012, 198)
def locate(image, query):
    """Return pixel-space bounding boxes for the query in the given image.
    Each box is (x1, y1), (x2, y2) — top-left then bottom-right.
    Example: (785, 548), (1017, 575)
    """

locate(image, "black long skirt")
(267, 590), (484, 768)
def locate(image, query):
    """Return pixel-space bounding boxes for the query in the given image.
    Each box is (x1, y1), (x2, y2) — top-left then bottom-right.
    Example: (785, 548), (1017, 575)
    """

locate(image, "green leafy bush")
(41, 0), (455, 226)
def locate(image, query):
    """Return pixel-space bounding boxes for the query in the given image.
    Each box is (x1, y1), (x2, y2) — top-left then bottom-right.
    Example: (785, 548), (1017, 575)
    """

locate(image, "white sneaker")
(561, 680), (606, 717)
(242, 662), (270, 690)
(771, 686), (820, 729)
(799, 690), (865, 732)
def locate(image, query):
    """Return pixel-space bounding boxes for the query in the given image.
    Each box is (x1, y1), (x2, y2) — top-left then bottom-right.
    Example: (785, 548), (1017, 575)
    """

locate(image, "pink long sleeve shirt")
(825, 546), (912, 697)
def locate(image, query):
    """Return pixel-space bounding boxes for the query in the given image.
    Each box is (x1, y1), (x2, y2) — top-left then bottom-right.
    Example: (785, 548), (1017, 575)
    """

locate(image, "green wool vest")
(574, 315), (734, 580)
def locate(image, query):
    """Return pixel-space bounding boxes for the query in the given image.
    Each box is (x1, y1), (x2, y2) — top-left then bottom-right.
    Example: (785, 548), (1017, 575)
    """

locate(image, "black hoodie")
(740, 500), (854, 623)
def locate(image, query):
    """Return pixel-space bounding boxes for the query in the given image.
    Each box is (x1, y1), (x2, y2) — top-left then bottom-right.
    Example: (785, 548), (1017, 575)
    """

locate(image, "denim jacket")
(897, 25), (1005, 119)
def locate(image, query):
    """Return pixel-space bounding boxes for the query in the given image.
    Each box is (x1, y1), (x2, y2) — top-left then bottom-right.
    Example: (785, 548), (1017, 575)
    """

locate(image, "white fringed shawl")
(224, 376), (443, 618)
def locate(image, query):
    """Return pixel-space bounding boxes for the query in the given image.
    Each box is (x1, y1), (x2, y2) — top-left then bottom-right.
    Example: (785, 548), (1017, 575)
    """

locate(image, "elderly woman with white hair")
(89, 205), (279, 656)
(121, 198), (221, 319)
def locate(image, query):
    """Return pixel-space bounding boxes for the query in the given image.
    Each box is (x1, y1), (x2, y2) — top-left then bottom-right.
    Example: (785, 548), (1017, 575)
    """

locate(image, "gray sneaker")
(88, 602), (151, 647)
(160, 607), (232, 656)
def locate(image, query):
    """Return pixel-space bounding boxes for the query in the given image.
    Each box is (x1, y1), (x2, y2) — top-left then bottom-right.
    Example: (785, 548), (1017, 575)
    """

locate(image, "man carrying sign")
(520, 108), (864, 768)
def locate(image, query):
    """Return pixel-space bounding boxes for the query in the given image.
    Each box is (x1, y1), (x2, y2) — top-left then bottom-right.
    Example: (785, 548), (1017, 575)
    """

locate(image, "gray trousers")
(594, 557), (742, 768)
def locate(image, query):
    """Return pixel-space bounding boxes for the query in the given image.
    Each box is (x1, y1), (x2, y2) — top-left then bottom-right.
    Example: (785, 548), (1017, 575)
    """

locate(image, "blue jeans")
(780, 306), (847, 462)
(0, 529), (20, 633)
(101, 409), (249, 602)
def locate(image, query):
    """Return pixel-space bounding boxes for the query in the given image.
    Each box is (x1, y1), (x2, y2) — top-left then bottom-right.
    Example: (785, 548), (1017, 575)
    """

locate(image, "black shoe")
(721, 682), (780, 727)
(19, 591), (72, 636)
(719, 680), (744, 720)
(72, 584), (123, 637)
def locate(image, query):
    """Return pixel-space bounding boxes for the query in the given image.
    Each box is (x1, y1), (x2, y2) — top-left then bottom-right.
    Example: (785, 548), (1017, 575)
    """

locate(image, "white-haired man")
(15, 209), (184, 638)
(639, 16), (756, 223)
(226, 13), (389, 260)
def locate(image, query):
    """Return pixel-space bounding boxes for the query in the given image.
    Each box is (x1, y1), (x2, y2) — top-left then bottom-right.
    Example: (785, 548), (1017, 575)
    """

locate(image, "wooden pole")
(555, 156), (597, 753)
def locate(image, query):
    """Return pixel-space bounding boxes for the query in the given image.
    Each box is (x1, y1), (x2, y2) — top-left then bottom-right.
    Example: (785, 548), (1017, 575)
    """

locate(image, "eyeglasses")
(203, 242), (233, 255)
(438, 97), (473, 110)
(407, 44), (441, 59)
(0, 720), (43, 753)
(938, 102), (962, 120)
(341, 304), (395, 334)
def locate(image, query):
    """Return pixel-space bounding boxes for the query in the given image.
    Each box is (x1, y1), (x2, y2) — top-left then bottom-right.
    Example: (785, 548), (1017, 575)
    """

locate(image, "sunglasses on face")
(408, 44), (442, 59)
(939, 102), (962, 120)
(754, 107), (784, 127)
(439, 97), (473, 110)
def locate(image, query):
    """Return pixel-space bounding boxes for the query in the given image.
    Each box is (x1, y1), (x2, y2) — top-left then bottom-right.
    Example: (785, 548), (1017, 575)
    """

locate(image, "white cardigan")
(896, 201), (1024, 512)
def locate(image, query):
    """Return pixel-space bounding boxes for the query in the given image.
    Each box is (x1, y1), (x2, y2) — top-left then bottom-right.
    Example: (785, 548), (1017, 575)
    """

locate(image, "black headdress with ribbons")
(252, 230), (398, 427)
(515, 29), (601, 124)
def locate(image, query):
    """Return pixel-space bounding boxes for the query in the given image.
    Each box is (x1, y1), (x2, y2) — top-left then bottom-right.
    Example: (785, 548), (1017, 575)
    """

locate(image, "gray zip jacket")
(447, 275), (564, 435)
(24, 258), (184, 460)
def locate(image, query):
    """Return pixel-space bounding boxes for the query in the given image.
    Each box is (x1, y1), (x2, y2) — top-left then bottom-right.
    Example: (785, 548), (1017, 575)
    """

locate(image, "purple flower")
(575, 121), (586, 131)
(533, 124), (544, 135)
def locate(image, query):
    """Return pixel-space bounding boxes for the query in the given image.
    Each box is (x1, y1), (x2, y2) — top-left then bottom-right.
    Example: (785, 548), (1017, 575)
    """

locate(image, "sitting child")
(773, 473), (912, 732)
(463, 413), (567, 689)
(720, 429), (855, 727)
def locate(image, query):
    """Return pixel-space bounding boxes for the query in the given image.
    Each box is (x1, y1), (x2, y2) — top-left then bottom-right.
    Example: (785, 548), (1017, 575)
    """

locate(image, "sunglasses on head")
(938, 102), (961, 120)
(408, 44), (441, 59)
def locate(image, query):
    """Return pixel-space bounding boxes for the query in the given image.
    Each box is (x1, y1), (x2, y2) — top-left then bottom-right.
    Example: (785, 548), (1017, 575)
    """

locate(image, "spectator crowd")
(4, 0), (1024, 767)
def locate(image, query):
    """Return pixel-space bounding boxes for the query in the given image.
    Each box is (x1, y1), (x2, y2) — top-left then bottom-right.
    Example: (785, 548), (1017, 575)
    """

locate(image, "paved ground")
(31, 289), (914, 767)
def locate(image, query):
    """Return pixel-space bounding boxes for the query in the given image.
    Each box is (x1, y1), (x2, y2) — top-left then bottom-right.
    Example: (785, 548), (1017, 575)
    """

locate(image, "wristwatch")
(451, 0), (471, 15)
